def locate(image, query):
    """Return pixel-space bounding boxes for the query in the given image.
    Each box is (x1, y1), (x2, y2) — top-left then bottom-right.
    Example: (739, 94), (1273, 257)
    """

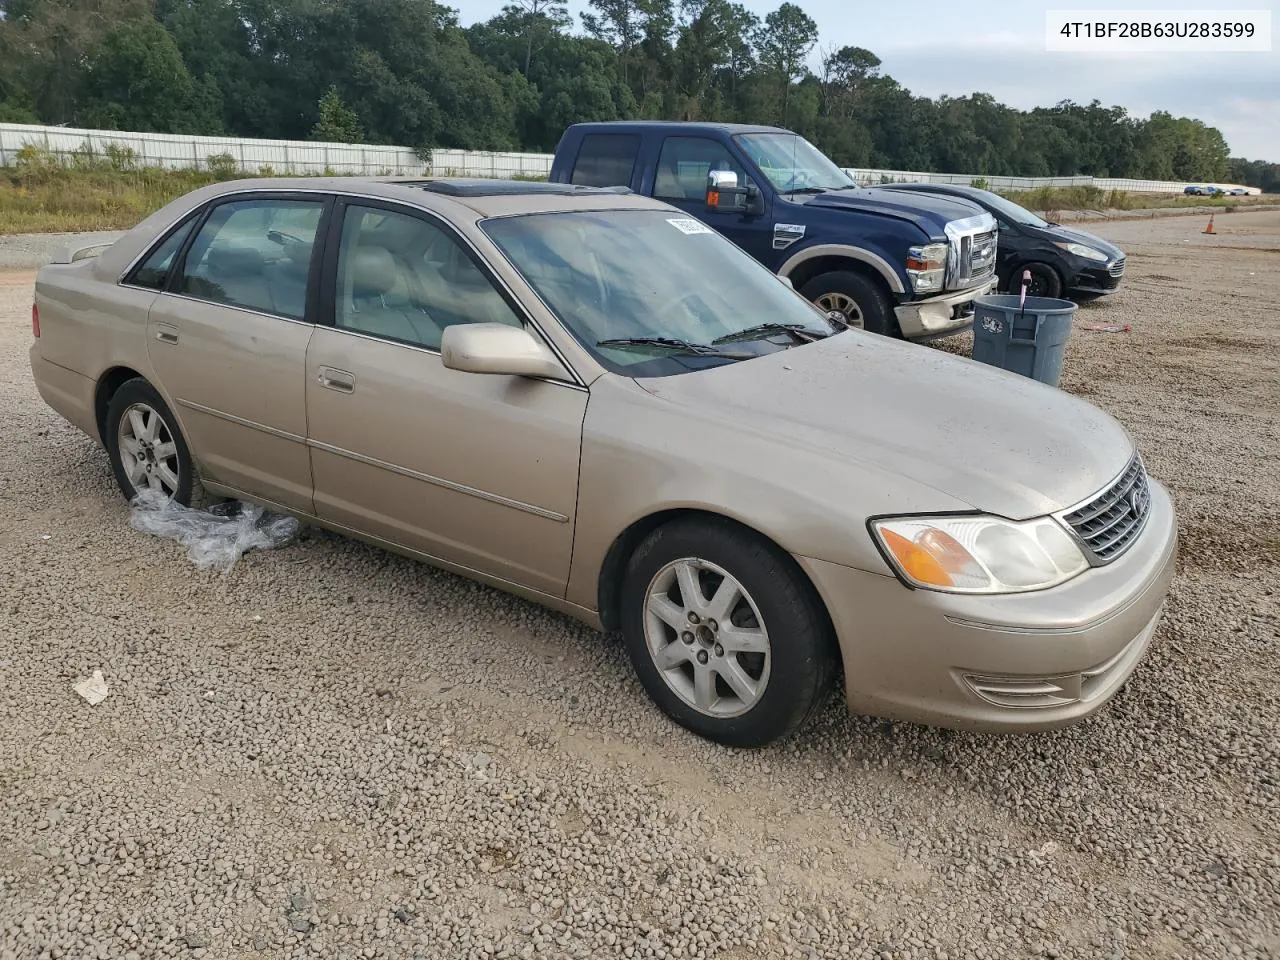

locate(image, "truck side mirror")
(706, 170), (748, 213)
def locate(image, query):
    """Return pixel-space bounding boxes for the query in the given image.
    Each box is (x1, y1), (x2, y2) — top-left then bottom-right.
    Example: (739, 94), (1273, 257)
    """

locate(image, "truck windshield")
(481, 210), (841, 377)
(735, 133), (855, 194)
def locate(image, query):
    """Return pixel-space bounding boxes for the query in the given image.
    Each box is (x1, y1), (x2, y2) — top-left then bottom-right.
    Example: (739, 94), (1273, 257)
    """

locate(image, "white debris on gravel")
(71, 669), (109, 706)
(128, 488), (301, 573)
(1, 214), (1278, 960)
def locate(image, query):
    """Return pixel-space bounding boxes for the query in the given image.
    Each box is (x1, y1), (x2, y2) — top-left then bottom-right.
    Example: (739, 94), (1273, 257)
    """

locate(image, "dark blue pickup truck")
(549, 122), (999, 340)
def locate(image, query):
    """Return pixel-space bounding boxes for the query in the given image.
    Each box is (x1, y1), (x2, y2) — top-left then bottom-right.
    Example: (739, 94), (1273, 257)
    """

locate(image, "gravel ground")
(1, 213), (1278, 960)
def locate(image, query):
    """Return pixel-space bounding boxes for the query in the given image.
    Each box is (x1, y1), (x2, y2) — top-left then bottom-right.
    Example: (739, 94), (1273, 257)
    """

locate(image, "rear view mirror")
(441, 323), (571, 381)
(706, 170), (748, 213)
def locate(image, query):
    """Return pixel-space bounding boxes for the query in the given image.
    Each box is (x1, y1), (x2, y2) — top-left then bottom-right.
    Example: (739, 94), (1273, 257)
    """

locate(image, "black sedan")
(877, 183), (1126, 301)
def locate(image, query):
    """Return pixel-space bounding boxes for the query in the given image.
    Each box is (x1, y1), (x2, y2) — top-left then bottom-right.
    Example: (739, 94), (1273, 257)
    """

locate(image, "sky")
(451, 0), (1280, 162)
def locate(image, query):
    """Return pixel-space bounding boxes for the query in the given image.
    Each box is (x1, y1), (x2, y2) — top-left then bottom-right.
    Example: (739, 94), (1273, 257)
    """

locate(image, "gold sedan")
(30, 177), (1176, 747)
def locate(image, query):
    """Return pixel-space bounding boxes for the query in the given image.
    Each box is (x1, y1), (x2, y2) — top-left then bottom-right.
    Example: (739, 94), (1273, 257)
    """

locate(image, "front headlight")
(906, 242), (948, 292)
(1055, 241), (1108, 262)
(871, 514), (1089, 594)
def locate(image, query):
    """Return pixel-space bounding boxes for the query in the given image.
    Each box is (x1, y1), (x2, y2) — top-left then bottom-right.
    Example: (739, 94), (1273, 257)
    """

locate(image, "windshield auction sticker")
(1046, 9), (1271, 51)
(667, 218), (714, 235)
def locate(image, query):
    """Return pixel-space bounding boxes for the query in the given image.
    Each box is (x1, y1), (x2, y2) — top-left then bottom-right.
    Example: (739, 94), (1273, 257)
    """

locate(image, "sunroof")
(404, 179), (632, 198)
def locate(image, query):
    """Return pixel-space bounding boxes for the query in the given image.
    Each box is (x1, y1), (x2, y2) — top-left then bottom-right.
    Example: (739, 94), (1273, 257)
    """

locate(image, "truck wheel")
(800, 271), (899, 337)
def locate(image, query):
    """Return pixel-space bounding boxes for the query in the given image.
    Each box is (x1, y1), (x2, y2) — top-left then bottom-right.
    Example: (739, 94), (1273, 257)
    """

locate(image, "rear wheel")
(105, 378), (209, 507)
(800, 270), (899, 337)
(619, 517), (835, 748)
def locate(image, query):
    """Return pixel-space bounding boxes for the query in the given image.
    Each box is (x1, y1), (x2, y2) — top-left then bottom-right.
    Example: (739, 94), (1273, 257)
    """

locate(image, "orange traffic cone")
(1203, 214), (1216, 235)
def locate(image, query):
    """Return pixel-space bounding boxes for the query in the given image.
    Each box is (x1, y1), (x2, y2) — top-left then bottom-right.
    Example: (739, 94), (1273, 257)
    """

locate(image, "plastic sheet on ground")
(129, 489), (301, 573)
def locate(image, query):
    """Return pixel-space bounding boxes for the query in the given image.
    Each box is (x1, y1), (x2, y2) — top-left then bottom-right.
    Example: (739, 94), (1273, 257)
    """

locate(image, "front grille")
(1108, 257), (1126, 277)
(1061, 456), (1151, 564)
(956, 230), (998, 286)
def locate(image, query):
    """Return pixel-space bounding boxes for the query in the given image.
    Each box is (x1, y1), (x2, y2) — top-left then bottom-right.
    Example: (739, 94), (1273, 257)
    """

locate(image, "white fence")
(841, 167), (1262, 196)
(0, 122), (1261, 195)
(0, 123), (555, 178)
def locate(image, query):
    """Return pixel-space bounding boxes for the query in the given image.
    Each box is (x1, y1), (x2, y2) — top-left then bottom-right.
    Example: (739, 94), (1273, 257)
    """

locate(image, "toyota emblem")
(1128, 484), (1149, 516)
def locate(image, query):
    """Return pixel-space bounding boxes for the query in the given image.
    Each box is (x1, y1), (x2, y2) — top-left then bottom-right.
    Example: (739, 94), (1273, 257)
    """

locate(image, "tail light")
(32, 303), (40, 338)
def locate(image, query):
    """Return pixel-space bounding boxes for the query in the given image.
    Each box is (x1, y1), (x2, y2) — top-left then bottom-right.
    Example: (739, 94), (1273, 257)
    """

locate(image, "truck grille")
(1108, 257), (1126, 277)
(963, 230), (998, 283)
(1060, 456), (1151, 564)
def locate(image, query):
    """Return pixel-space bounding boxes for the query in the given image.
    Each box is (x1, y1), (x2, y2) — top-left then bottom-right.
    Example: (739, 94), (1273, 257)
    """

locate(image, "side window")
(654, 137), (751, 202)
(177, 198), (324, 320)
(570, 134), (640, 188)
(126, 215), (197, 290)
(335, 205), (523, 351)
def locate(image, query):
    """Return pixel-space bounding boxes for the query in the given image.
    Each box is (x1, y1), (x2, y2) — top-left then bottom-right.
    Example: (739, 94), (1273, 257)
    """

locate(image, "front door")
(146, 194), (329, 512)
(652, 135), (775, 263)
(304, 200), (587, 597)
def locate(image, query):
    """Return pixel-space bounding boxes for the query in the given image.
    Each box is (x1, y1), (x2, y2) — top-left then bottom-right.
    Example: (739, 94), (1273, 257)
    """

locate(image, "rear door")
(651, 135), (775, 263)
(146, 193), (330, 512)
(304, 199), (587, 596)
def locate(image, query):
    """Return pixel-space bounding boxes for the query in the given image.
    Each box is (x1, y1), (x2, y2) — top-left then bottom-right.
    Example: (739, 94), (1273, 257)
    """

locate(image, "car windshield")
(481, 210), (842, 377)
(735, 133), (855, 194)
(973, 190), (1049, 228)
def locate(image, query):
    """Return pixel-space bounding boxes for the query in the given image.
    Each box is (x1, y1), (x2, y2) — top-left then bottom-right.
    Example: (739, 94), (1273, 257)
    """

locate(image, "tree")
(310, 85), (364, 143)
(753, 2), (816, 125)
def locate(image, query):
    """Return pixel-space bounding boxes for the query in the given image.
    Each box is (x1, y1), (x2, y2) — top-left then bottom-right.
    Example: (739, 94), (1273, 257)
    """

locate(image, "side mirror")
(706, 169), (749, 213)
(440, 323), (571, 381)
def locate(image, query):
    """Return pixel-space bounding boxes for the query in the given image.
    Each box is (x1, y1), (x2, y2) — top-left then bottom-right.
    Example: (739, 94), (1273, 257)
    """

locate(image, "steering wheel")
(651, 288), (709, 332)
(268, 229), (308, 247)
(780, 170), (814, 192)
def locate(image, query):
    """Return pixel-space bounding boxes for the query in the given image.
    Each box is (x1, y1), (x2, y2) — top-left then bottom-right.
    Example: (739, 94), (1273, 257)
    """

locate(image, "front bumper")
(1067, 261), (1125, 296)
(895, 276), (996, 340)
(796, 478), (1178, 733)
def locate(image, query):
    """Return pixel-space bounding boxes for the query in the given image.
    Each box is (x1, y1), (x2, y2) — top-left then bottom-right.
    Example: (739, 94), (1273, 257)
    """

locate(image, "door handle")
(155, 325), (179, 344)
(317, 366), (355, 393)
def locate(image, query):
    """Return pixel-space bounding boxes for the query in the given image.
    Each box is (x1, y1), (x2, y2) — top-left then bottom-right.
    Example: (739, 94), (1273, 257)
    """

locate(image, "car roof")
(566, 120), (791, 137)
(178, 176), (673, 218)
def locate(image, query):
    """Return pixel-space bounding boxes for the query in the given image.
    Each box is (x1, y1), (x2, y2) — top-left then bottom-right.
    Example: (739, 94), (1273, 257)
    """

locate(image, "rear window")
(570, 134), (640, 188)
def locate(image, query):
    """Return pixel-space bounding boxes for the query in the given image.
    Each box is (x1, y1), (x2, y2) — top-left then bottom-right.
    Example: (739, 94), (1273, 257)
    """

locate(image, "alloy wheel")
(642, 557), (771, 718)
(117, 402), (181, 498)
(813, 292), (865, 329)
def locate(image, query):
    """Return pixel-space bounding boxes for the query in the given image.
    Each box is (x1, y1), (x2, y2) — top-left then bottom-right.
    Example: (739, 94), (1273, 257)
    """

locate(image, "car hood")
(804, 187), (986, 235)
(634, 332), (1134, 520)
(1038, 223), (1125, 260)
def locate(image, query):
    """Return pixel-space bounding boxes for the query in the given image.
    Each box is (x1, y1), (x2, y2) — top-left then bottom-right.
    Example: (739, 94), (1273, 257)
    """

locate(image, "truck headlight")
(1055, 241), (1108, 262)
(871, 514), (1089, 594)
(906, 243), (948, 293)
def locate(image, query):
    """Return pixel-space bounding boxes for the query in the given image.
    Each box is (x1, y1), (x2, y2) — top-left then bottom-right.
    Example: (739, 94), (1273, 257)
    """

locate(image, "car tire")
(105, 377), (210, 508)
(799, 270), (899, 337)
(1007, 262), (1063, 299)
(619, 516), (836, 748)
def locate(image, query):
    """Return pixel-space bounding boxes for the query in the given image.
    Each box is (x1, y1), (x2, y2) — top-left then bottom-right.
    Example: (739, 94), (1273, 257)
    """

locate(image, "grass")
(0, 146), (550, 235)
(1003, 184), (1272, 217)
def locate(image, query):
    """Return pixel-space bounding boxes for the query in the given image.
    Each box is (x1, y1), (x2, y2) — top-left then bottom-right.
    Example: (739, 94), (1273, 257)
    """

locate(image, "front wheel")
(1006, 262), (1063, 299)
(105, 377), (209, 507)
(799, 270), (899, 337)
(619, 517), (835, 748)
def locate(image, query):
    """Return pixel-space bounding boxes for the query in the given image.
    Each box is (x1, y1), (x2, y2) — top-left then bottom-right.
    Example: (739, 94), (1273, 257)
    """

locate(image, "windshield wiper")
(596, 336), (750, 359)
(783, 186), (830, 196)
(711, 322), (825, 345)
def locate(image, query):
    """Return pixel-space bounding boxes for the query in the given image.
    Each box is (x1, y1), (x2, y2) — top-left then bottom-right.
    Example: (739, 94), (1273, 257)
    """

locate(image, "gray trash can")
(971, 294), (1076, 387)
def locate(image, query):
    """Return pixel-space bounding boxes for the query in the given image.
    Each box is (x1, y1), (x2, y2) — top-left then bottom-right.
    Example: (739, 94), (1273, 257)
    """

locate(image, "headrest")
(350, 246), (399, 298)
(206, 244), (265, 276)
